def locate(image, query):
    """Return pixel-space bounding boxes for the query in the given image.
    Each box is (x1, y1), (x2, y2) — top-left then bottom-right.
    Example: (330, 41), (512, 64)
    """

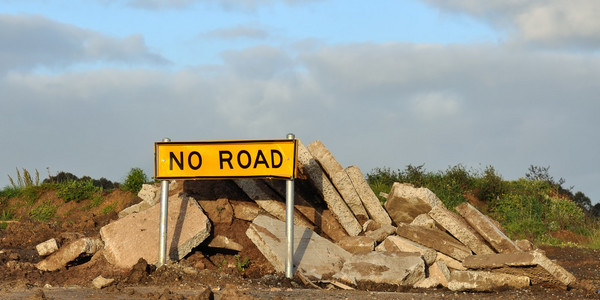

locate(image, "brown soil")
(1, 182), (600, 299)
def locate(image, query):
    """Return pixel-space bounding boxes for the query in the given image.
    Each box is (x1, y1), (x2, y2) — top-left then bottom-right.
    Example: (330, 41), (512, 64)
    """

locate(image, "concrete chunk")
(448, 270), (530, 291)
(36, 238), (104, 271)
(384, 183), (445, 224)
(410, 213), (437, 229)
(345, 165), (393, 226)
(365, 224), (396, 243)
(207, 235), (243, 252)
(230, 200), (261, 221)
(375, 235), (436, 265)
(336, 236), (375, 254)
(429, 261), (451, 287)
(297, 141), (361, 236)
(92, 275), (114, 289)
(36, 238), (59, 257)
(137, 184), (160, 205)
(455, 202), (521, 253)
(396, 223), (472, 261)
(234, 179), (314, 229)
(307, 141), (369, 221)
(100, 193), (211, 269)
(428, 206), (494, 255)
(436, 252), (466, 270)
(334, 252), (425, 287)
(246, 215), (351, 280)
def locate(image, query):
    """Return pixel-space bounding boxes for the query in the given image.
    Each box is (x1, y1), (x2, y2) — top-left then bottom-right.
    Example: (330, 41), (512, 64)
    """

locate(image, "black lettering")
(170, 152), (184, 170)
(188, 151), (202, 170)
(271, 150), (283, 168)
(237, 150), (251, 169)
(253, 150), (269, 168)
(219, 151), (233, 169)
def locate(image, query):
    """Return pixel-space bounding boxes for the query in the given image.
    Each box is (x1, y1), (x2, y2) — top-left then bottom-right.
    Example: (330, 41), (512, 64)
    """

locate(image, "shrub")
(122, 168), (148, 194)
(57, 179), (101, 202)
(29, 201), (57, 222)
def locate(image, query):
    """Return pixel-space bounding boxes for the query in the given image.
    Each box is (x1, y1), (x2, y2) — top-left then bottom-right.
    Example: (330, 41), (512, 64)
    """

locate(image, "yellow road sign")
(154, 139), (297, 180)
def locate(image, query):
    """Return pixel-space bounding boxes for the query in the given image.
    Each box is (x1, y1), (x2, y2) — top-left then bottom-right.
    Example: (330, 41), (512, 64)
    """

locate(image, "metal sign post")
(285, 133), (295, 279)
(157, 138), (171, 267)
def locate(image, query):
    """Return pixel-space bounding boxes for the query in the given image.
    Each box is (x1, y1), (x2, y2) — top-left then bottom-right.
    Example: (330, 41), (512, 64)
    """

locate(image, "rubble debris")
(36, 237), (103, 271)
(296, 140), (361, 236)
(364, 224), (396, 243)
(101, 193), (210, 269)
(333, 251), (425, 287)
(92, 275), (114, 289)
(230, 199), (261, 221)
(375, 235), (437, 266)
(207, 235), (243, 252)
(384, 182), (445, 224)
(448, 270), (531, 291)
(428, 261), (451, 287)
(35, 238), (59, 257)
(455, 202), (522, 253)
(246, 215), (351, 280)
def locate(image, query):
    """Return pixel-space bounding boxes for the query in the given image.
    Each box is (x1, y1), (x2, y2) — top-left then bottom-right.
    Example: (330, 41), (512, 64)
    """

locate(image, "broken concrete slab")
(396, 223), (472, 261)
(463, 250), (576, 287)
(375, 235), (436, 266)
(118, 201), (152, 219)
(234, 179), (314, 229)
(230, 199), (261, 221)
(297, 141), (361, 236)
(336, 236), (375, 254)
(36, 238), (104, 271)
(410, 213), (437, 230)
(365, 224), (396, 243)
(100, 193), (211, 269)
(138, 184), (160, 206)
(448, 270), (530, 292)
(92, 275), (114, 289)
(455, 202), (521, 253)
(207, 235), (243, 252)
(333, 252), (425, 287)
(345, 165), (393, 226)
(429, 261), (451, 287)
(264, 179), (348, 242)
(515, 239), (535, 251)
(413, 277), (440, 289)
(428, 206), (494, 255)
(384, 183), (445, 224)
(246, 214), (351, 280)
(36, 238), (59, 257)
(307, 140), (369, 222)
(436, 252), (466, 271)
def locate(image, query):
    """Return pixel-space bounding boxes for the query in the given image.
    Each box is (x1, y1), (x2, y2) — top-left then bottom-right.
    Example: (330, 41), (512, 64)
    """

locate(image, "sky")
(1, 0), (599, 204)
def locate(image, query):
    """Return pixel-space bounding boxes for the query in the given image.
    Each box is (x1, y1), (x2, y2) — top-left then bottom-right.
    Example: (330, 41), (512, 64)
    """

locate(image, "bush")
(122, 168), (148, 194)
(57, 179), (101, 202)
(29, 201), (57, 222)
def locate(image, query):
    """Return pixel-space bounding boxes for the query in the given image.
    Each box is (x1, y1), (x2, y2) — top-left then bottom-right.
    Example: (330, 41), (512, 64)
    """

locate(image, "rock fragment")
(384, 183), (445, 224)
(36, 238), (59, 257)
(334, 252), (425, 287)
(448, 270), (530, 291)
(36, 238), (103, 271)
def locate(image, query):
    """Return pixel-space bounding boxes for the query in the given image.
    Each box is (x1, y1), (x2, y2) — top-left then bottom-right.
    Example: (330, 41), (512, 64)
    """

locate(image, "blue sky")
(1, 0), (599, 204)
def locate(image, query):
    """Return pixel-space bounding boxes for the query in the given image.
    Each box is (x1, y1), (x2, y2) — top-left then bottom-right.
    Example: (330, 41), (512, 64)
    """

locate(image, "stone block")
(246, 215), (351, 280)
(345, 165), (393, 226)
(384, 183), (445, 224)
(36, 238), (104, 271)
(296, 140), (361, 236)
(234, 179), (314, 229)
(334, 252), (425, 287)
(92, 275), (114, 289)
(336, 236), (375, 254)
(138, 184), (160, 205)
(455, 202), (521, 253)
(428, 206), (494, 255)
(207, 235), (243, 252)
(365, 224), (396, 243)
(448, 270), (530, 291)
(100, 193), (211, 269)
(396, 223), (472, 261)
(413, 277), (440, 289)
(436, 252), (466, 270)
(410, 213), (437, 229)
(36, 238), (59, 257)
(118, 201), (152, 219)
(375, 235), (436, 265)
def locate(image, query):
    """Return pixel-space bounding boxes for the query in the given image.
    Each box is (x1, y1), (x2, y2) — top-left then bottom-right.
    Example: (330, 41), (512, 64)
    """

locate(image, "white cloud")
(410, 92), (462, 120)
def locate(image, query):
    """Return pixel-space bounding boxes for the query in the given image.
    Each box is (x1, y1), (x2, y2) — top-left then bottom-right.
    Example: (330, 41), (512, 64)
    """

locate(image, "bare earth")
(1, 187), (600, 299)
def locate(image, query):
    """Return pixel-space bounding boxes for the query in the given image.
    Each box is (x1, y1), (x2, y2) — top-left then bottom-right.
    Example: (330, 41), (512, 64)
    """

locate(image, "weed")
(57, 179), (101, 202)
(101, 203), (116, 215)
(234, 255), (251, 272)
(29, 201), (57, 222)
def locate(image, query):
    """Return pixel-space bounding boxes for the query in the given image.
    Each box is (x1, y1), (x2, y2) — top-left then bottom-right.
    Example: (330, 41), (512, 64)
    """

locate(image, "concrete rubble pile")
(34, 139), (577, 292)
